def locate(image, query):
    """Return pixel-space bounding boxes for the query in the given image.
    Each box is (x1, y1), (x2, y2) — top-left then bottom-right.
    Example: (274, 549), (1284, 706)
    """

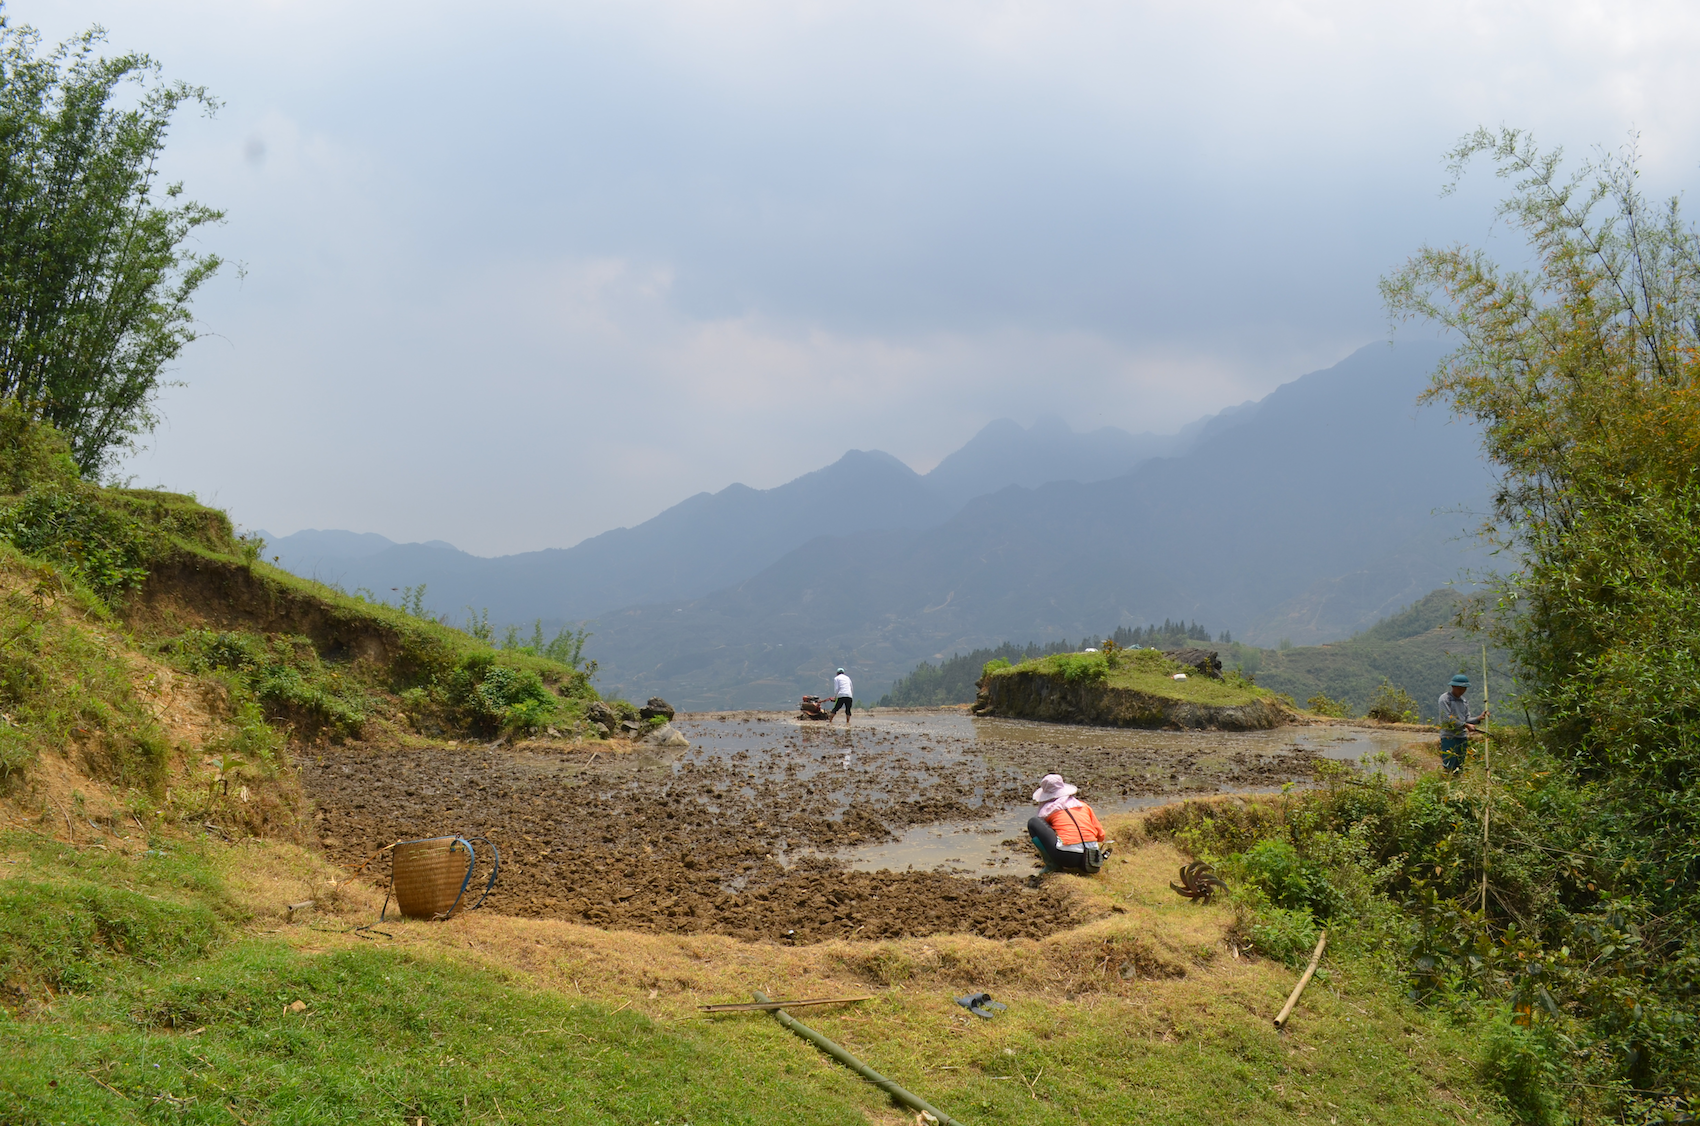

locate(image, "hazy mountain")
(923, 416), (1179, 507)
(265, 412), (1232, 625)
(266, 449), (952, 624)
(581, 341), (1496, 710)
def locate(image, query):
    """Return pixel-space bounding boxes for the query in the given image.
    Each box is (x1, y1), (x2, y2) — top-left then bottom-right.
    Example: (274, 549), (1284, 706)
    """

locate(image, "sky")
(25, 0), (1700, 555)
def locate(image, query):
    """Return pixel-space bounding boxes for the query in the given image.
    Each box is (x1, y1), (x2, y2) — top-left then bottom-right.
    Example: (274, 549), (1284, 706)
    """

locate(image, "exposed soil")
(301, 710), (1328, 944)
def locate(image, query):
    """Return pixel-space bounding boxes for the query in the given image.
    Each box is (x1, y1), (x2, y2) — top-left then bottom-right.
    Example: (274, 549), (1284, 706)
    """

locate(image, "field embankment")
(974, 647), (1289, 730)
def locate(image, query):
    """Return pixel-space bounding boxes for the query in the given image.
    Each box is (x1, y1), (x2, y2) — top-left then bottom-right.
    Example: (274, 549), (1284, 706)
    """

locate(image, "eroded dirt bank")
(302, 710), (1328, 943)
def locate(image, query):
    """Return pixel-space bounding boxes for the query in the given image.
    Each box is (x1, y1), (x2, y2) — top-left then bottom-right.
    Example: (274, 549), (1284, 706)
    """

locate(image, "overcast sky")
(27, 0), (1700, 555)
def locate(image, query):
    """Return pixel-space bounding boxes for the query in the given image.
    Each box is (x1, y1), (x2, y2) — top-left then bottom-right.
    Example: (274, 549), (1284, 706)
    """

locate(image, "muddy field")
(302, 710), (1339, 943)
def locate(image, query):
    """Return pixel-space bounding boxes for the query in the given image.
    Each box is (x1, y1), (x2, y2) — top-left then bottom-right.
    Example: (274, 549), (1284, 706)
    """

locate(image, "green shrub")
(1239, 839), (1314, 911)
(1364, 678), (1420, 723)
(0, 490), (150, 602)
(981, 657), (1011, 678)
(0, 403), (81, 494)
(1476, 1010), (1570, 1126)
(1307, 692), (1349, 717)
(1247, 906), (1321, 968)
(442, 653), (557, 735)
(161, 630), (371, 740)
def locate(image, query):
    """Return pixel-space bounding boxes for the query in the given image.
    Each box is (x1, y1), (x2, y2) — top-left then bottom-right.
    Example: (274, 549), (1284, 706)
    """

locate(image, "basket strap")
(438, 838), (479, 920)
(461, 836), (501, 910)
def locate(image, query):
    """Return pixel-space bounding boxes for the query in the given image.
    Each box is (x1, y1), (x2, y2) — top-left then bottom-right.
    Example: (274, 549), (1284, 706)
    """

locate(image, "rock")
(590, 722), (609, 739)
(639, 722), (690, 748)
(586, 701), (620, 730)
(639, 696), (676, 722)
(1162, 647), (1223, 679)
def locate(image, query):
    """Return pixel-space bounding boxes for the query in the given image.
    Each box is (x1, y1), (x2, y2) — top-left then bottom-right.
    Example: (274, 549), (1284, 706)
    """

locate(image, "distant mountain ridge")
(262, 410), (1241, 625)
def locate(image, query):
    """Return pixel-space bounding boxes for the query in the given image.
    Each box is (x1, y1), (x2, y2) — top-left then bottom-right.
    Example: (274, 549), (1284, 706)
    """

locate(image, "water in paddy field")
(673, 710), (1427, 876)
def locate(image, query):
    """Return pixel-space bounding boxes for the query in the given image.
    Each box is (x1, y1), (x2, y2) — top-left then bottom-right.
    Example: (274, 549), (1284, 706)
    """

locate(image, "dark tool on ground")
(750, 990), (968, 1126)
(954, 993), (1007, 1019)
(1170, 861), (1228, 901)
(700, 996), (871, 1012)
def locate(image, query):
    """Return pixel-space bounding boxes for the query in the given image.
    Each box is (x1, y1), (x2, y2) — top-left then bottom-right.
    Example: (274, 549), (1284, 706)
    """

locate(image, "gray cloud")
(29, 1), (1700, 553)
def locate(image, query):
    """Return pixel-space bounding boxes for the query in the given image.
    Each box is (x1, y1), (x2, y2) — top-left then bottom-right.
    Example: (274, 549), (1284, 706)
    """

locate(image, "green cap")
(1449, 673), (1470, 687)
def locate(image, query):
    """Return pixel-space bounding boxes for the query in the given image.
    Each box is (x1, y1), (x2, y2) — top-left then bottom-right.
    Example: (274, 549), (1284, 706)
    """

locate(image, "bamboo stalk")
(1273, 931), (1328, 1030)
(1481, 642), (1491, 915)
(700, 996), (872, 1012)
(753, 991), (965, 1125)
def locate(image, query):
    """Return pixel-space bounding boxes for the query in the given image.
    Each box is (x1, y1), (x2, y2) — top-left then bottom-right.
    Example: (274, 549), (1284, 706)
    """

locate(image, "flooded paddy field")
(301, 710), (1427, 944)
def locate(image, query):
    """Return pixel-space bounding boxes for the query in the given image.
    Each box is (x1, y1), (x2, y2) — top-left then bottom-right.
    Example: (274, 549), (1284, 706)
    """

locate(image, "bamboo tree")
(0, 14), (223, 477)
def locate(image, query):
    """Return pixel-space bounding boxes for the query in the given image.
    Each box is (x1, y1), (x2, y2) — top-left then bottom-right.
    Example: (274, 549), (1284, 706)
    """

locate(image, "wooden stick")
(50, 794), (74, 841)
(699, 995), (872, 1013)
(1273, 930), (1327, 1030)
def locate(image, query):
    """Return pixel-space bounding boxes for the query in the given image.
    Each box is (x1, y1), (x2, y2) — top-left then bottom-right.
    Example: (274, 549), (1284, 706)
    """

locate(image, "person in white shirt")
(830, 668), (854, 724)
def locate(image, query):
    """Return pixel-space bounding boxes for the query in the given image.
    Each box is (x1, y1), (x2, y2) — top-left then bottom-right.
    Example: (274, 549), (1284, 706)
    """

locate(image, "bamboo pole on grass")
(752, 990), (966, 1125)
(1274, 931), (1328, 1030)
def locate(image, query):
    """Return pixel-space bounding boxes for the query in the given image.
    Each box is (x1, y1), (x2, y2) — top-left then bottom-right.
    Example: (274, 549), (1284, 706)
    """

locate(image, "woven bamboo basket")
(392, 836), (474, 920)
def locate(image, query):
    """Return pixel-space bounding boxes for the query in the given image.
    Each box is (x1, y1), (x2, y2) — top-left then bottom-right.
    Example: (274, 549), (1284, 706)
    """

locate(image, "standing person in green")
(829, 668), (854, 725)
(1438, 673), (1488, 772)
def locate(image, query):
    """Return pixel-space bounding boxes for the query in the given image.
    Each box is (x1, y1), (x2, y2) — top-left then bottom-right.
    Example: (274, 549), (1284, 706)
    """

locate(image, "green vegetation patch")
(1148, 744), (1700, 1123)
(0, 548), (168, 788)
(0, 835), (233, 1004)
(993, 647), (1268, 707)
(160, 630), (373, 741)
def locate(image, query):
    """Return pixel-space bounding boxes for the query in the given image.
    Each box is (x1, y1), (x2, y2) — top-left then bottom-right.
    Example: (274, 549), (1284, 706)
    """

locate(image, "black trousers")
(1027, 815), (1087, 871)
(831, 696), (853, 717)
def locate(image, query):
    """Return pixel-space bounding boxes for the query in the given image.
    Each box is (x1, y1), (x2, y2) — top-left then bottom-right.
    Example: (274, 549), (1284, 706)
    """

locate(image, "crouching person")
(1027, 773), (1109, 874)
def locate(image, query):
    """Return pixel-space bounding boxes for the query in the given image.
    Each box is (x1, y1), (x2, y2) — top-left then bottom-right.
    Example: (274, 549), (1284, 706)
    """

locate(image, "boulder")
(1162, 647), (1223, 679)
(639, 696), (676, 722)
(639, 722), (690, 748)
(586, 701), (621, 731)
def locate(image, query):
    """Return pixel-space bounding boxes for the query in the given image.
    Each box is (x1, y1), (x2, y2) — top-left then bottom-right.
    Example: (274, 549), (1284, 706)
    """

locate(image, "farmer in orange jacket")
(1027, 773), (1108, 873)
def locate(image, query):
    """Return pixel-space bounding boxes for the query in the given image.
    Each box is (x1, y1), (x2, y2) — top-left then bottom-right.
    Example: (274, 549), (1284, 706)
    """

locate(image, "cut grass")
(0, 824), (1510, 1125)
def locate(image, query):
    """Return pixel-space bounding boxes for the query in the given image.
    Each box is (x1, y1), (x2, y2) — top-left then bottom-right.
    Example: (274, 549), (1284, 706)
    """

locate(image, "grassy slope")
(0, 820), (1506, 1126)
(1227, 591), (1514, 721)
(993, 649), (1270, 707)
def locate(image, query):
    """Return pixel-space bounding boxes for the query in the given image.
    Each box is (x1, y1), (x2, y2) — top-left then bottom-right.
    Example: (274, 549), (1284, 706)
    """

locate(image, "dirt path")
(301, 710), (1328, 943)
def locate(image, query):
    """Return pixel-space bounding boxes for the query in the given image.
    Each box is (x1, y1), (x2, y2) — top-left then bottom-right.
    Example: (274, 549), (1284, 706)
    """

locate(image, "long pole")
(1480, 642), (1490, 915)
(752, 991), (967, 1126)
(1274, 931), (1328, 1030)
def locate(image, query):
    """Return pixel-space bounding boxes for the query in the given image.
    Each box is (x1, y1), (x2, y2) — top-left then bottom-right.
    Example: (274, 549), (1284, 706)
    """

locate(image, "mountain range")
(264, 340), (1493, 710)
(260, 409), (1247, 625)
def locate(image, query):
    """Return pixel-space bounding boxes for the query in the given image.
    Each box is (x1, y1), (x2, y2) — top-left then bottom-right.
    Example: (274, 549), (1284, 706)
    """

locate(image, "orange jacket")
(1046, 802), (1105, 847)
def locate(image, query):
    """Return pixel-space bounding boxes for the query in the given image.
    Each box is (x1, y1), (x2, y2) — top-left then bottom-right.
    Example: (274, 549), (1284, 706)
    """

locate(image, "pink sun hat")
(1032, 774), (1078, 804)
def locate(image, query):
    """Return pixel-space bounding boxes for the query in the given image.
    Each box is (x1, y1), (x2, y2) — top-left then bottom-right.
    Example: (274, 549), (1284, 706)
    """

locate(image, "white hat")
(1032, 773), (1078, 804)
